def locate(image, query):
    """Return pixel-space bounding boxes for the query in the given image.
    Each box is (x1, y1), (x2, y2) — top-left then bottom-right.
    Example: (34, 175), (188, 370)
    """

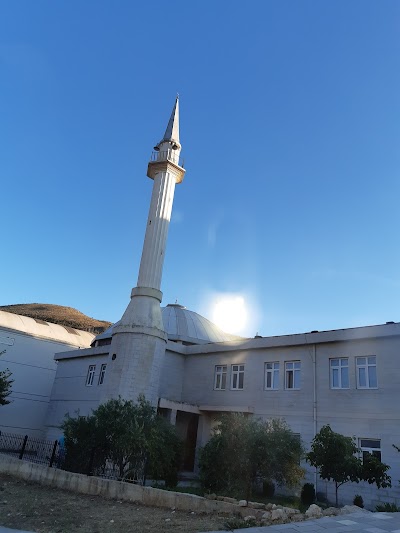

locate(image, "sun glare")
(212, 295), (248, 334)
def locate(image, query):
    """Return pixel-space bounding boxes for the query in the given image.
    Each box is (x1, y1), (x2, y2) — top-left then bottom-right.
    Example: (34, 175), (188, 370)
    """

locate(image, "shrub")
(262, 479), (275, 498)
(376, 502), (400, 512)
(164, 469), (179, 489)
(353, 495), (364, 508)
(301, 483), (315, 505)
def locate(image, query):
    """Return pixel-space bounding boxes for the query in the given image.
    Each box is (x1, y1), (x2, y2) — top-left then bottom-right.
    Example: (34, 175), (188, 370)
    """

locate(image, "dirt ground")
(0, 475), (224, 533)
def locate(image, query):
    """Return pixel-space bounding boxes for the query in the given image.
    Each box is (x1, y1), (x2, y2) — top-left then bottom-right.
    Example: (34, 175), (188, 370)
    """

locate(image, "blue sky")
(1, 1), (399, 337)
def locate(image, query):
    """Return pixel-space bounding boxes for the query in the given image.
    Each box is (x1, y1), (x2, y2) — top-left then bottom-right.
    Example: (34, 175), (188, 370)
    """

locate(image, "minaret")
(102, 97), (185, 405)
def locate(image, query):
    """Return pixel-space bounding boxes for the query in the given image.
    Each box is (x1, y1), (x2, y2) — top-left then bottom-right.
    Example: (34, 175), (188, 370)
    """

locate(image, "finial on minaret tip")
(154, 96), (180, 151)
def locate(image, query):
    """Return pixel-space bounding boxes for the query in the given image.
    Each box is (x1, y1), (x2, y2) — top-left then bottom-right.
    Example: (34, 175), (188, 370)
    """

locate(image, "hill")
(0, 303), (112, 333)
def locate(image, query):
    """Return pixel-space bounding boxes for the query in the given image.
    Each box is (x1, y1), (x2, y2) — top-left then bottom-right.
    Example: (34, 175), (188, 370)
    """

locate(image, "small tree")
(0, 349), (13, 406)
(307, 425), (391, 506)
(199, 414), (304, 501)
(62, 395), (181, 484)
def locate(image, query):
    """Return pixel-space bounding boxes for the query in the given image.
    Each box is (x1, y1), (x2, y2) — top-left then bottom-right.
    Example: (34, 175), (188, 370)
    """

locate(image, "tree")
(306, 425), (391, 506)
(62, 395), (182, 485)
(199, 414), (304, 501)
(0, 349), (13, 406)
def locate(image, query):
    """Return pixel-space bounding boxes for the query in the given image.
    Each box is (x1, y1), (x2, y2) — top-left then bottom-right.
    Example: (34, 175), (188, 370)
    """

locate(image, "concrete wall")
(158, 349), (185, 402)
(45, 351), (109, 439)
(0, 454), (245, 515)
(0, 327), (91, 437)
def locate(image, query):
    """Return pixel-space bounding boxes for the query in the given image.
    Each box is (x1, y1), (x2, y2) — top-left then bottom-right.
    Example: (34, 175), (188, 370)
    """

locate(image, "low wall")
(0, 454), (246, 516)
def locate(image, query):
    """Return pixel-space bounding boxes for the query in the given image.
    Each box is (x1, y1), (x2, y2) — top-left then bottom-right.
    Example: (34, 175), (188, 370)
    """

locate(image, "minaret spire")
(102, 97), (186, 406)
(156, 95), (180, 149)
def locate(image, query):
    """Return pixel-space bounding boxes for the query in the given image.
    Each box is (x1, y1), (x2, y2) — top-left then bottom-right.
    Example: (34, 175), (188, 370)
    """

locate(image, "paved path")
(203, 511), (400, 532)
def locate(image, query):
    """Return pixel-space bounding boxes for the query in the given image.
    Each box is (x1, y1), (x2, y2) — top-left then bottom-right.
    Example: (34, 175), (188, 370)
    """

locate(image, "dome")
(93, 303), (244, 346)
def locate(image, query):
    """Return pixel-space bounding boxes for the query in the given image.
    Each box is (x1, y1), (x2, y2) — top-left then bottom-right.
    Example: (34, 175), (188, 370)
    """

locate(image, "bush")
(262, 479), (275, 498)
(164, 469), (179, 489)
(353, 495), (364, 508)
(376, 502), (400, 512)
(301, 483), (315, 505)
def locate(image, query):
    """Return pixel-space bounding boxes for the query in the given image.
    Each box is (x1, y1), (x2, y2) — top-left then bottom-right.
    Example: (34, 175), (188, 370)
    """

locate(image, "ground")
(0, 475), (223, 533)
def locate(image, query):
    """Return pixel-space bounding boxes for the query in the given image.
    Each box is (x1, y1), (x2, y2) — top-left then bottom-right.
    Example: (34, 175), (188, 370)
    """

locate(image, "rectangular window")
(85, 365), (96, 386)
(214, 365), (227, 390)
(356, 356), (377, 388)
(98, 363), (107, 385)
(231, 364), (244, 390)
(359, 438), (381, 462)
(285, 361), (301, 389)
(330, 358), (349, 389)
(265, 362), (279, 390)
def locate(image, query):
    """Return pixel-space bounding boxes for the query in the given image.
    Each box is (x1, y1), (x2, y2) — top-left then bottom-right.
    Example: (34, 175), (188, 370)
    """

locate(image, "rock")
(216, 495), (225, 501)
(248, 501), (265, 509)
(204, 493), (216, 500)
(271, 508), (285, 521)
(340, 504), (370, 515)
(283, 507), (297, 515)
(323, 506), (341, 516)
(222, 496), (237, 504)
(238, 500), (247, 507)
(265, 503), (274, 511)
(271, 503), (277, 509)
(305, 504), (323, 518)
(244, 515), (256, 522)
(261, 511), (271, 520)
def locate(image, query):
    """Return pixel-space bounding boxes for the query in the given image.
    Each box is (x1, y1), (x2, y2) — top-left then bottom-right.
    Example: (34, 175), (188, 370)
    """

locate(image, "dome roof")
(93, 304), (244, 346)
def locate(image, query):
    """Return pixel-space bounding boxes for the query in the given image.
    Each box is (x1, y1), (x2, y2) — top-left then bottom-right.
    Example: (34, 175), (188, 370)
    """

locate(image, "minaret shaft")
(137, 171), (176, 290)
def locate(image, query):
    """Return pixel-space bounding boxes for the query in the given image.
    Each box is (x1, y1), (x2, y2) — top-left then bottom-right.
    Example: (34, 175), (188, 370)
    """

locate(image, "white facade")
(0, 310), (94, 436)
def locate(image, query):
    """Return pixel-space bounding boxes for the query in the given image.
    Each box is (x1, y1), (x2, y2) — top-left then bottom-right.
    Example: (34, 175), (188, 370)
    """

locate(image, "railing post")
(87, 447), (95, 476)
(49, 440), (58, 468)
(19, 435), (28, 460)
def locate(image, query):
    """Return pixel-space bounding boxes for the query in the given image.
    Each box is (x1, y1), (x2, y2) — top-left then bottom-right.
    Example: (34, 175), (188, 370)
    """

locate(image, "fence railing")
(0, 431), (144, 484)
(0, 431), (60, 467)
(150, 149), (184, 168)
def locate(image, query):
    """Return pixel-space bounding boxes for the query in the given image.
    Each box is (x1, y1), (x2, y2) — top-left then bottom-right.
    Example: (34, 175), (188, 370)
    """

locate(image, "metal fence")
(0, 431), (59, 467)
(0, 431), (144, 484)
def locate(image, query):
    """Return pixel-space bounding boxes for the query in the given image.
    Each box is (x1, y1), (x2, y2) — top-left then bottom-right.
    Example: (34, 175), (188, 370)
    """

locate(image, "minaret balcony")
(150, 149), (185, 169)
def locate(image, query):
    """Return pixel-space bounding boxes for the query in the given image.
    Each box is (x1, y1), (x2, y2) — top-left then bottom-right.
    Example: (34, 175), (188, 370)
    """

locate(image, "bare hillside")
(0, 303), (112, 333)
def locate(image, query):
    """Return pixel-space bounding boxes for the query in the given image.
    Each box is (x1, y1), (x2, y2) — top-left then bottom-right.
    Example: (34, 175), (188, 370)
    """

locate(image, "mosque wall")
(158, 350), (185, 402)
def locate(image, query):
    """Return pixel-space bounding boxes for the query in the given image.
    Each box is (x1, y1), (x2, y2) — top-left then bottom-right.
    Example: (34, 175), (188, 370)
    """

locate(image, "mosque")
(1, 98), (400, 507)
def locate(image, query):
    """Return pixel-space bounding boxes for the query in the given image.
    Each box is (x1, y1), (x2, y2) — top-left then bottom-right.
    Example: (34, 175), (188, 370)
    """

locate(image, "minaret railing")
(150, 150), (184, 168)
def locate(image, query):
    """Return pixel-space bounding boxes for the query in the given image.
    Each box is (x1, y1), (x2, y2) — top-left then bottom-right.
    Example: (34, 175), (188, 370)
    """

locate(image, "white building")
(0, 310), (93, 436)
(8, 98), (400, 508)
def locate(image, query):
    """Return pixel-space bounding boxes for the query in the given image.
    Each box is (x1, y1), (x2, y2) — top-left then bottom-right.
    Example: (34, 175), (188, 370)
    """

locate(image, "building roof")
(94, 304), (245, 346)
(0, 310), (95, 347)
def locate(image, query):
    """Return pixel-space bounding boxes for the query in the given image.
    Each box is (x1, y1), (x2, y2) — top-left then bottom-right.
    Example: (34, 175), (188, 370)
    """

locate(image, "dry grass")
(0, 475), (224, 533)
(0, 304), (111, 333)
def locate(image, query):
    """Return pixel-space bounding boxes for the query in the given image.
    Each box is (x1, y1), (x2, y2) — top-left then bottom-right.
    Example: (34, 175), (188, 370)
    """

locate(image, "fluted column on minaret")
(101, 97), (185, 405)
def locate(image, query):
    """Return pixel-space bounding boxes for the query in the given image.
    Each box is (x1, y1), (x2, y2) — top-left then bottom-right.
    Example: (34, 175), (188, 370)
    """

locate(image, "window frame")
(85, 364), (96, 386)
(98, 363), (107, 385)
(231, 364), (245, 390)
(359, 438), (382, 462)
(214, 365), (227, 390)
(329, 357), (349, 389)
(264, 362), (279, 390)
(356, 356), (377, 389)
(285, 361), (301, 390)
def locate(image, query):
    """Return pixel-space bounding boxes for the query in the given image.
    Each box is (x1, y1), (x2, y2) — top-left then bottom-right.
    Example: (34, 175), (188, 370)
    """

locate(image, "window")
(330, 358), (349, 389)
(214, 365), (227, 390)
(359, 438), (381, 462)
(231, 364), (244, 390)
(265, 362), (279, 390)
(85, 365), (96, 386)
(356, 356), (377, 388)
(98, 364), (107, 385)
(285, 361), (300, 389)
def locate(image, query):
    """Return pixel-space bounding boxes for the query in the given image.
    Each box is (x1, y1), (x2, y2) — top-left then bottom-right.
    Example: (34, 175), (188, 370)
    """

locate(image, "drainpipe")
(312, 344), (317, 493)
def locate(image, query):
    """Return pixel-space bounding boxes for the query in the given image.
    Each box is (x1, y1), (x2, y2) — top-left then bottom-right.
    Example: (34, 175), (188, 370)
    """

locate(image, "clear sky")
(1, 1), (399, 337)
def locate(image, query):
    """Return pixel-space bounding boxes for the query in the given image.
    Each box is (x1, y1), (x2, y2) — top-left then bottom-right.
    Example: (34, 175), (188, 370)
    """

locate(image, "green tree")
(62, 395), (181, 485)
(199, 414), (304, 501)
(307, 425), (391, 506)
(0, 349), (13, 406)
